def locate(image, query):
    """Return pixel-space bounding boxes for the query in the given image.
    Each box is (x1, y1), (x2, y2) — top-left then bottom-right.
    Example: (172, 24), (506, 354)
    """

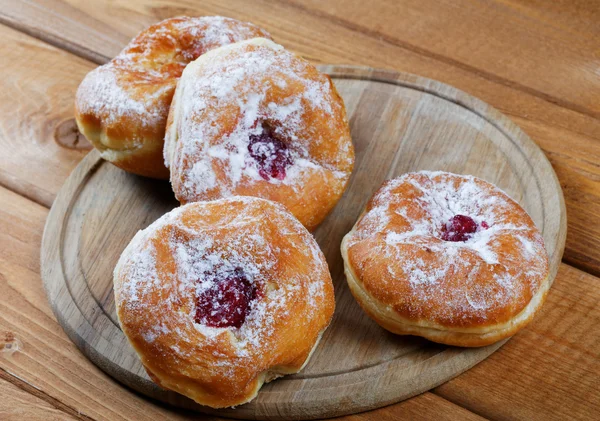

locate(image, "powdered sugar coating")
(165, 38), (354, 229)
(345, 171), (550, 327)
(75, 16), (272, 174)
(113, 197), (334, 404)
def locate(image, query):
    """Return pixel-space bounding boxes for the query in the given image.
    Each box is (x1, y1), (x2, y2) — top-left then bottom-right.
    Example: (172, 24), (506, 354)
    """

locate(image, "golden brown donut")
(113, 196), (335, 408)
(341, 171), (550, 347)
(164, 38), (354, 230)
(75, 16), (271, 179)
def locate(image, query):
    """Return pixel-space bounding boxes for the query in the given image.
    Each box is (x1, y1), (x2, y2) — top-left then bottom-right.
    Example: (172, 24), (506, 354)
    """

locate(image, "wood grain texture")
(0, 1), (597, 418)
(341, 392), (486, 421)
(0, 24), (92, 207)
(2, 0), (600, 276)
(0, 376), (78, 421)
(0, 184), (483, 420)
(41, 67), (566, 419)
(0, 186), (208, 421)
(436, 263), (600, 420)
(290, 0), (600, 118)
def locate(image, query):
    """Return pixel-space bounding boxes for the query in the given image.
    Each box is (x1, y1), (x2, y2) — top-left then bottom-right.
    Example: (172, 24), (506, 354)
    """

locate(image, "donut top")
(164, 38), (354, 204)
(75, 16), (271, 139)
(114, 197), (333, 373)
(345, 171), (550, 328)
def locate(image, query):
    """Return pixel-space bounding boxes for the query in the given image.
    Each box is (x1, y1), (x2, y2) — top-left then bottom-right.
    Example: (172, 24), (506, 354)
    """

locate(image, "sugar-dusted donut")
(164, 38), (354, 230)
(341, 171), (550, 347)
(113, 196), (335, 408)
(75, 16), (271, 179)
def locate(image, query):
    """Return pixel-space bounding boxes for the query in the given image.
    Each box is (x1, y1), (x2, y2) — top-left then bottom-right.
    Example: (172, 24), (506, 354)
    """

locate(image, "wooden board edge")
(39, 66), (568, 420)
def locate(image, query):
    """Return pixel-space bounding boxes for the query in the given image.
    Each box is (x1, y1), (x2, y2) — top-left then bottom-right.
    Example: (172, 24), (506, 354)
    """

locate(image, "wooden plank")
(289, 0), (600, 119)
(0, 376), (79, 421)
(0, 24), (91, 207)
(435, 264), (600, 420)
(344, 393), (487, 421)
(2, 1), (600, 276)
(0, 184), (481, 420)
(0, 0), (125, 64)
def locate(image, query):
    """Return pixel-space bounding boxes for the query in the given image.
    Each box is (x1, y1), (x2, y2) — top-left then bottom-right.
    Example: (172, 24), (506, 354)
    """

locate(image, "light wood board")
(40, 66), (567, 420)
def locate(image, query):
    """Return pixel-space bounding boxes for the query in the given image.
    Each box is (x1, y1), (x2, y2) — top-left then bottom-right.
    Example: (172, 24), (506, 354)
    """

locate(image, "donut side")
(75, 64), (172, 178)
(75, 16), (272, 179)
(113, 197), (334, 407)
(341, 171), (551, 347)
(341, 229), (550, 347)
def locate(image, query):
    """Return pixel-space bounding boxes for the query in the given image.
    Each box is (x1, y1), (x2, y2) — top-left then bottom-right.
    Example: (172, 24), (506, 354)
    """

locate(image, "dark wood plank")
(344, 392), (486, 421)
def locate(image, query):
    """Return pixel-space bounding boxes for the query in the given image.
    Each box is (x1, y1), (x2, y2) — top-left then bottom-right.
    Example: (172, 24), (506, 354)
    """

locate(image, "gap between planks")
(0, 367), (96, 421)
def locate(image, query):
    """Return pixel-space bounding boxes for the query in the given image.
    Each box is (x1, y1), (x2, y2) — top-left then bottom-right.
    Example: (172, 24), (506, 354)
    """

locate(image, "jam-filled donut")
(75, 16), (271, 179)
(164, 38), (354, 230)
(341, 171), (550, 347)
(114, 196), (335, 408)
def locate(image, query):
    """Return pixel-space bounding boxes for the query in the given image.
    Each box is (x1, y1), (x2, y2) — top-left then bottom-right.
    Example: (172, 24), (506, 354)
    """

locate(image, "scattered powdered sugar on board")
(114, 197), (331, 369)
(166, 38), (352, 200)
(347, 171), (549, 324)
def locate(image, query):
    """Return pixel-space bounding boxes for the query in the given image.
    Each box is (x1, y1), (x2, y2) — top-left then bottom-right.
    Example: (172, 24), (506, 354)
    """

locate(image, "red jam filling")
(194, 270), (257, 328)
(248, 132), (292, 180)
(441, 215), (488, 242)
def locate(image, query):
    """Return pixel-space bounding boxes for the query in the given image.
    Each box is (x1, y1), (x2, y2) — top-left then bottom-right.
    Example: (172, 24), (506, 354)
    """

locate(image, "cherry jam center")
(194, 270), (257, 328)
(248, 132), (292, 180)
(441, 215), (487, 242)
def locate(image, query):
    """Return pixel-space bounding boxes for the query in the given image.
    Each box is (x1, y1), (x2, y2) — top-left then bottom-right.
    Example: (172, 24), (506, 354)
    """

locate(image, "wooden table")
(0, 1), (598, 419)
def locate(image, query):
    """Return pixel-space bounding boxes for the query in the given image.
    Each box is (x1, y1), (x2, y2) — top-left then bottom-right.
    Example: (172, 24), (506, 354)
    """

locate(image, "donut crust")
(75, 16), (271, 179)
(341, 171), (551, 347)
(165, 38), (354, 230)
(114, 197), (335, 407)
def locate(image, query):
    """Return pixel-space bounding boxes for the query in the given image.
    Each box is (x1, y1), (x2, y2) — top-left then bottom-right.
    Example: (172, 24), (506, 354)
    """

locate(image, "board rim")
(40, 65), (567, 420)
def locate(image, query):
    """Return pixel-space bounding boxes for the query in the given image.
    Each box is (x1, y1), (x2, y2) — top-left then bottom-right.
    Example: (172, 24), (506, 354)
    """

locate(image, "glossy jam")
(194, 270), (257, 328)
(248, 132), (292, 180)
(441, 215), (487, 242)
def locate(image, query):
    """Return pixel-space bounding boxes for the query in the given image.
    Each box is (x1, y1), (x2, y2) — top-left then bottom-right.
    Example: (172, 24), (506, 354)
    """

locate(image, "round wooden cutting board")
(41, 65), (566, 420)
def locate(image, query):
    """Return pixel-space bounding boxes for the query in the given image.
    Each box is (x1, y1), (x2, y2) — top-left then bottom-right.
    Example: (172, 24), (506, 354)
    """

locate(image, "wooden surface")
(41, 67), (565, 419)
(1, 0), (599, 419)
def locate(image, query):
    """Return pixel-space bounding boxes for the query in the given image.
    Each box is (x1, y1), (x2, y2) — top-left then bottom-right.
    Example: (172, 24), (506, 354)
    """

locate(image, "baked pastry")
(75, 16), (271, 179)
(113, 196), (335, 408)
(341, 171), (550, 347)
(164, 38), (354, 230)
